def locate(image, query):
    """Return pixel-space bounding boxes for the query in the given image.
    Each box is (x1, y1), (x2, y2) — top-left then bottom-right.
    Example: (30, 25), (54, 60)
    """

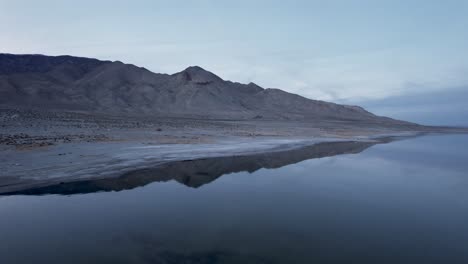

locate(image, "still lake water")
(1, 135), (468, 264)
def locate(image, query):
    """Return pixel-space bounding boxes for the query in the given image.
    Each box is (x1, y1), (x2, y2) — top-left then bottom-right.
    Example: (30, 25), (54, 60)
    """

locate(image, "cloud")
(360, 87), (468, 126)
(203, 47), (468, 104)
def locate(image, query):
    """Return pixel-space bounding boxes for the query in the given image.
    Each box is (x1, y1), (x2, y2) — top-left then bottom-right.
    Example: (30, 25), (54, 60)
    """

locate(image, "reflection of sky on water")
(0, 135), (467, 263)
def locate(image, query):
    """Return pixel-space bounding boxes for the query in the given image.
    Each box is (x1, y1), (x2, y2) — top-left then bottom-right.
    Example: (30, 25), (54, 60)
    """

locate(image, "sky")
(1, 0), (467, 125)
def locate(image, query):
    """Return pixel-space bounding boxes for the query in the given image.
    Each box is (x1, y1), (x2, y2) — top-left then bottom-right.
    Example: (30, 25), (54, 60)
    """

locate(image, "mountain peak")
(176, 66), (223, 84)
(184, 65), (206, 72)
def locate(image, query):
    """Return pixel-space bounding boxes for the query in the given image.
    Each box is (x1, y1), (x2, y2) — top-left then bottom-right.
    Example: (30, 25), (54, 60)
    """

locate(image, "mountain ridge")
(0, 53), (409, 124)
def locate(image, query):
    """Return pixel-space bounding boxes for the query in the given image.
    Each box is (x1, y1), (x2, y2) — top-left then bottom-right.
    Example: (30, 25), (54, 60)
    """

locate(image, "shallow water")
(1, 135), (467, 264)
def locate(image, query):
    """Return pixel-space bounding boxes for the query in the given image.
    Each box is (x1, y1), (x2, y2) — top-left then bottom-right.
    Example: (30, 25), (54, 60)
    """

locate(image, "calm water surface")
(1, 135), (468, 264)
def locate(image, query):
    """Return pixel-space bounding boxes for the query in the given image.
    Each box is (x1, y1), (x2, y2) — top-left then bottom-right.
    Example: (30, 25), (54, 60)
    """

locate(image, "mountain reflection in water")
(5, 141), (376, 196)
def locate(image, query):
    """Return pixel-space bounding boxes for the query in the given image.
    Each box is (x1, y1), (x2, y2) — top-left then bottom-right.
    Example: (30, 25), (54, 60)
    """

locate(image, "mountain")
(0, 53), (407, 123)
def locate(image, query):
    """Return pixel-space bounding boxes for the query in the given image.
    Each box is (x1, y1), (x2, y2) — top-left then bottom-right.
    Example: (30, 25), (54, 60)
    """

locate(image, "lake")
(1, 134), (467, 264)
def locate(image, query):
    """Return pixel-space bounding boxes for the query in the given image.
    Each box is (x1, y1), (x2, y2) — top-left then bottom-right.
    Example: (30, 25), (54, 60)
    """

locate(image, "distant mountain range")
(0, 53), (410, 123)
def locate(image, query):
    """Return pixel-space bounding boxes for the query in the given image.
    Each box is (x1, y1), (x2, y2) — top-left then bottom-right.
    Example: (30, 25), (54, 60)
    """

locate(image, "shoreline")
(1, 108), (467, 194)
(0, 131), (422, 195)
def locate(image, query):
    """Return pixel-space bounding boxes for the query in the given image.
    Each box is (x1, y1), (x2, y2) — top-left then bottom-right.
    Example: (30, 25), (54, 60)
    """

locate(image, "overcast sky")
(1, 0), (467, 125)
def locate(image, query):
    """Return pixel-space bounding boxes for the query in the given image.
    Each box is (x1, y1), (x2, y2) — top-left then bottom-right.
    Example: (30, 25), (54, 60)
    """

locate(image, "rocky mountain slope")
(0, 53), (408, 123)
